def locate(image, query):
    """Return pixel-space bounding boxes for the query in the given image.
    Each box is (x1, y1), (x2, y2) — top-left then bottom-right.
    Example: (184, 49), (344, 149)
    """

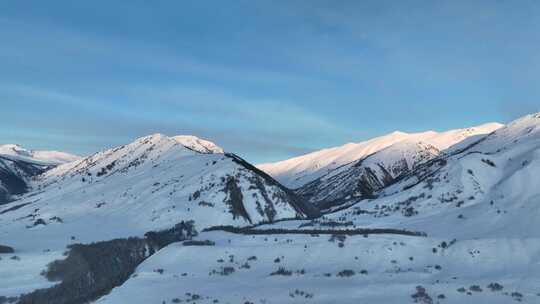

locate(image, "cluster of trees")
(18, 221), (196, 304)
(204, 225), (427, 237)
(0, 245), (14, 253)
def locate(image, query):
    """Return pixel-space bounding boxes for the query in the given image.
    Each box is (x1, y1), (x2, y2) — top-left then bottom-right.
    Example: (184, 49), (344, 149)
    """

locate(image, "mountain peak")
(389, 130), (408, 136)
(132, 134), (223, 154)
(172, 135), (224, 154)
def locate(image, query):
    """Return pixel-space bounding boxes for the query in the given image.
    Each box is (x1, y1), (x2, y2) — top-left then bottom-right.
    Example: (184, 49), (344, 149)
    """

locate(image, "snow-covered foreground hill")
(0, 134), (317, 300)
(258, 123), (502, 189)
(1, 114), (540, 304)
(98, 231), (540, 304)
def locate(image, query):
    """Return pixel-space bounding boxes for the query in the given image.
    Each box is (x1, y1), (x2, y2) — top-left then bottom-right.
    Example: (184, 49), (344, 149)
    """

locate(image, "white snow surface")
(258, 123), (502, 189)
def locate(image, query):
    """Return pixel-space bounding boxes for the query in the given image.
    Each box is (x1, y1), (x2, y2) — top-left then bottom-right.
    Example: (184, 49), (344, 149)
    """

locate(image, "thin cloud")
(0, 83), (352, 163)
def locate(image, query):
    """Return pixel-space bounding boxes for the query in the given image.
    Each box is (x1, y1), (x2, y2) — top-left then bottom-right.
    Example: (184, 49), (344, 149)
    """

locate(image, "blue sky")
(1, 1), (539, 163)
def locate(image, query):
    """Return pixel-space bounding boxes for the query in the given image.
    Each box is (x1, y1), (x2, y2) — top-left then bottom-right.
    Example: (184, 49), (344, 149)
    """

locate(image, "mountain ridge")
(257, 122), (503, 189)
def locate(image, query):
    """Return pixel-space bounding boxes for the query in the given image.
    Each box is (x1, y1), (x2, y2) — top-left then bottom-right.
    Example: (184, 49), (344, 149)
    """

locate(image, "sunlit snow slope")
(258, 123), (502, 189)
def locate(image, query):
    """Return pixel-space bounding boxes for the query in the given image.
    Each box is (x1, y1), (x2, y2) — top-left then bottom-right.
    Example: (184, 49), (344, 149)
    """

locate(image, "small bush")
(336, 269), (355, 277)
(482, 158), (496, 167)
(240, 262), (251, 269)
(270, 267), (292, 276)
(411, 286), (433, 304)
(0, 245), (14, 254)
(154, 268), (164, 275)
(182, 240), (215, 246)
(469, 285), (482, 292)
(487, 282), (504, 291)
(511, 292), (523, 299)
(221, 267), (235, 276)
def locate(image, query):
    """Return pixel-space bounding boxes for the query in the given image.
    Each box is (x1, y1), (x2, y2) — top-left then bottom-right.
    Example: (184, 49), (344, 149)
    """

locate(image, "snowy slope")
(98, 230), (540, 304)
(258, 123), (502, 189)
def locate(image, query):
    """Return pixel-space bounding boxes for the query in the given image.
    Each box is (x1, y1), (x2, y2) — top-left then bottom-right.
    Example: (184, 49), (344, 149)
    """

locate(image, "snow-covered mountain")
(258, 123), (502, 189)
(0, 145), (79, 204)
(0, 144), (80, 166)
(338, 111), (540, 234)
(297, 140), (441, 210)
(4, 133), (317, 231)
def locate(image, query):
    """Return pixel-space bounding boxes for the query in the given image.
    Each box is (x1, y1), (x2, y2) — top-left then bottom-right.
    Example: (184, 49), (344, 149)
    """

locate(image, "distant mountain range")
(258, 122), (502, 189)
(259, 123), (503, 211)
(0, 145), (80, 204)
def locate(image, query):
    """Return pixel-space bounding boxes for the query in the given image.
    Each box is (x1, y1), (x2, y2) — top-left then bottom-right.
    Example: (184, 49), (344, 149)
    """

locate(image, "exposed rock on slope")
(0, 156), (51, 204)
(298, 141), (442, 210)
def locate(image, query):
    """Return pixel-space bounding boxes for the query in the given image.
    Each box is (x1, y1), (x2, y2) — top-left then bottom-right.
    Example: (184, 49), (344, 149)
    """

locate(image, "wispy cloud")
(0, 83), (352, 162)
